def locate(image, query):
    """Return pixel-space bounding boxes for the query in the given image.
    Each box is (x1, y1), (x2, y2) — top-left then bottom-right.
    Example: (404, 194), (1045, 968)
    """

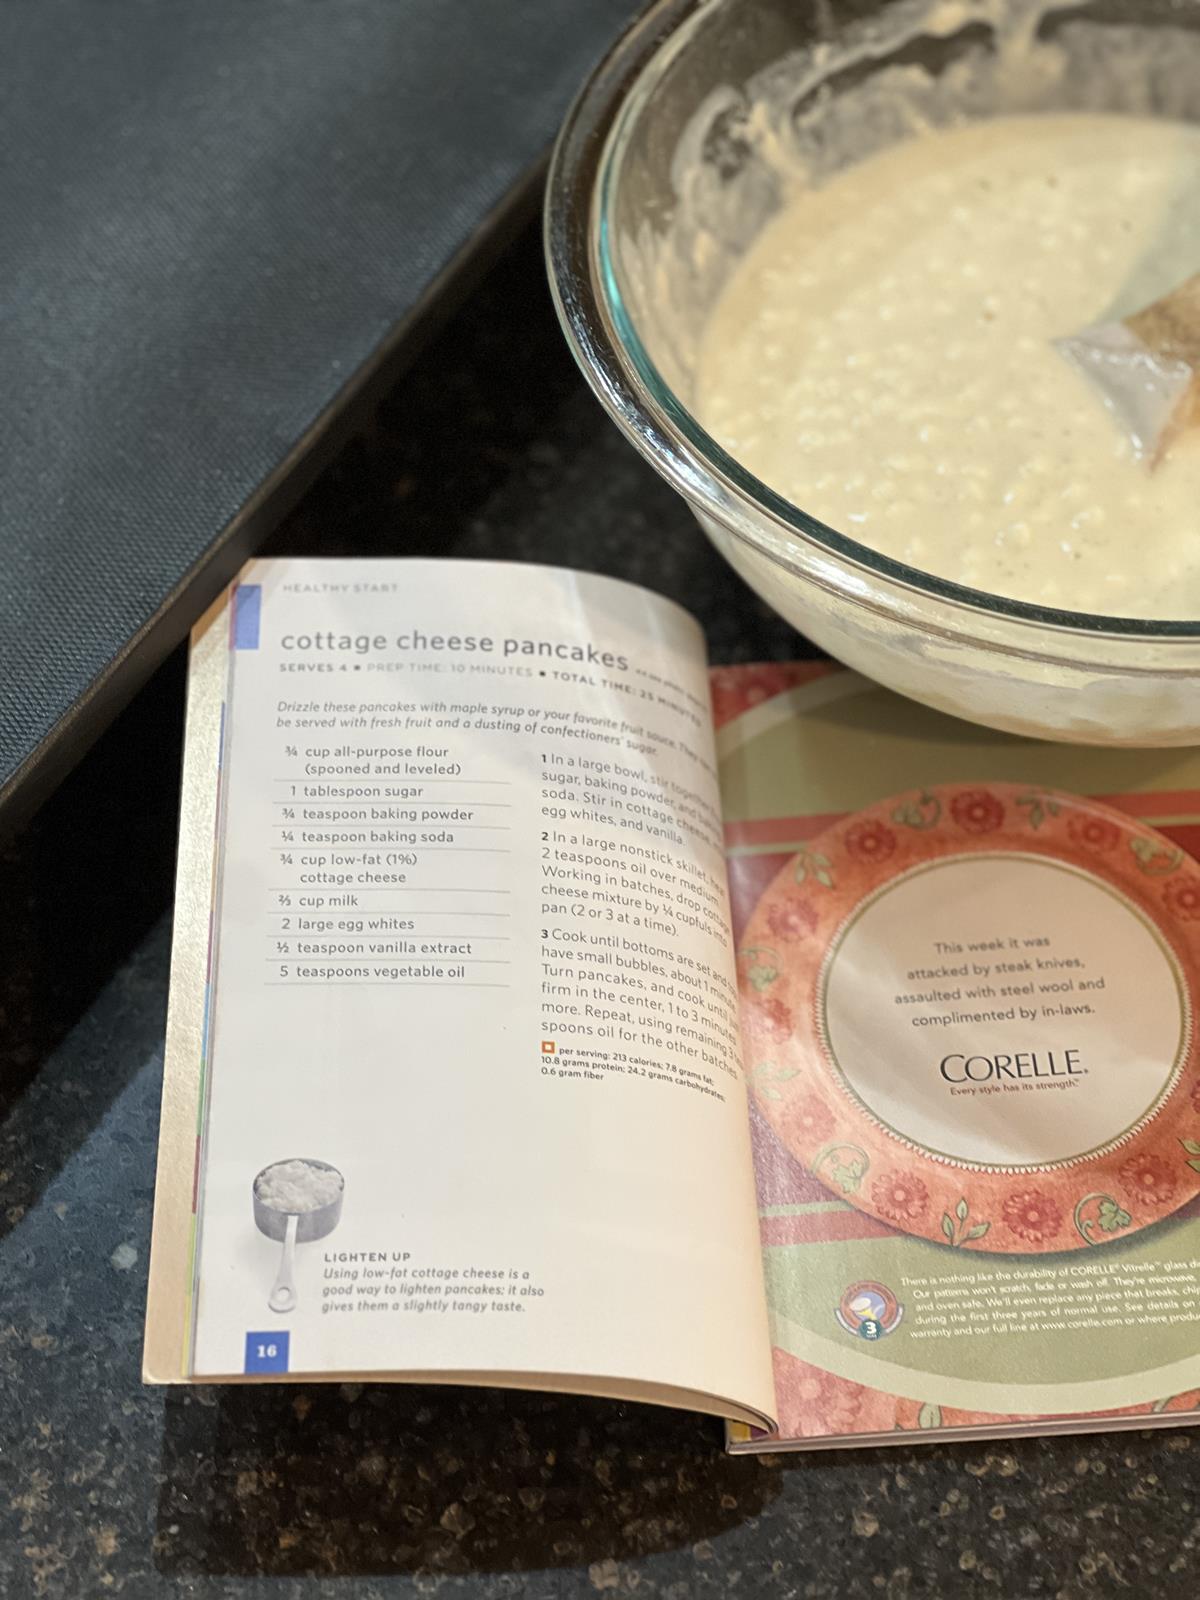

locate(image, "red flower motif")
(1001, 1189), (1063, 1244)
(709, 664), (814, 728)
(787, 1095), (834, 1145)
(950, 789), (1005, 834)
(870, 1172), (929, 1224)
(1164, 879), (1200, 923)
(1067, 814), (1120, 853)
(789, 1360), (864, 1436)
(1119, 1151), (1176, 1206)
(844, 819), (897, 865)
(767, 896), (818, 942)
(756, 996), (793, 1042)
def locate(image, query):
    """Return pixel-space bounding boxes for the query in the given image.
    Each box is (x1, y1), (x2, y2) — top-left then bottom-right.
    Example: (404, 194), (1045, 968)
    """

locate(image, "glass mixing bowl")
(545, 0), (1200, 745)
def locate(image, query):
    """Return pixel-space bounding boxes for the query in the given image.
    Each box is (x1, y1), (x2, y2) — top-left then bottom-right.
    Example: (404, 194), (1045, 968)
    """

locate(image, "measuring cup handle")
(268, 1214), (299, 1313)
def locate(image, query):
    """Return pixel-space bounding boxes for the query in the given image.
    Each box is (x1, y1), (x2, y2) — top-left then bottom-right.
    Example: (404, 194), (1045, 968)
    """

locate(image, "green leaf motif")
(1131, 836), (1183, 878)
(891, 790), (942, 831)
(814, 1143), (869, 1196)
(917, 1402), (942, 1429)
(795, 847), (836, 891)
(1188, 1159), (1200, 1174)
(940, 1196), (990, 1246)
(750, 1062), (799, 1093)
(1014, 790), (1063, 830)
(1181, 1140), (1200, 1156)
(1074, 1192), (1133, 1245)
(1097, 1199), (1132, 1232)
(739, 947), (781, 991)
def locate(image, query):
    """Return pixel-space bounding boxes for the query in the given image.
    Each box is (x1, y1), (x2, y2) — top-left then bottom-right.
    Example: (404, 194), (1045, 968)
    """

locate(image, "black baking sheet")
(0, 0), (637, 835)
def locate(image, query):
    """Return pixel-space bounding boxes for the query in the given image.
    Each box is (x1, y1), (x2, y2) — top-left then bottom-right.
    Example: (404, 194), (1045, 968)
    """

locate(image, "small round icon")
(835, 1280), (903, 1340)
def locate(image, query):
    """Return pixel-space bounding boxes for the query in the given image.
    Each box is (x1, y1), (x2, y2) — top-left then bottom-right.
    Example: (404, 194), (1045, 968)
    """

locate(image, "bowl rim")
(544, 0), (1200, 647)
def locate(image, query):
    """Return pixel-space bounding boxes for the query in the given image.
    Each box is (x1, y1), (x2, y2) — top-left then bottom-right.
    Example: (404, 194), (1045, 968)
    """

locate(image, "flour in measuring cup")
(256, 1159), (342, 1214)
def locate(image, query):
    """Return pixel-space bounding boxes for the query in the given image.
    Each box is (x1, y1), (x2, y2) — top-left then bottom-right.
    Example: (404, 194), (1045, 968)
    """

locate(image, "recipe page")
(152, 558), (772, 1423)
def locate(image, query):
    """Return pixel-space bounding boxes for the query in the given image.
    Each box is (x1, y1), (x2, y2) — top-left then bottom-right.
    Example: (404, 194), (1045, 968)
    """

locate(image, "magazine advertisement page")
(716, 664), (1200, 1449)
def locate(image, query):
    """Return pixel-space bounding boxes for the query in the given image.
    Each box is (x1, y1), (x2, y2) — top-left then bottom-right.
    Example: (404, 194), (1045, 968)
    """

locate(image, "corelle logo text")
(939, 1049), (1084, 1084)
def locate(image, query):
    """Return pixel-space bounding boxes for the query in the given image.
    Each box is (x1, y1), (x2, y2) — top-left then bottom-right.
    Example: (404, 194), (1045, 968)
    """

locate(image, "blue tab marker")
(244, 1331), (289, 1374)
(232, 584), (262, 650)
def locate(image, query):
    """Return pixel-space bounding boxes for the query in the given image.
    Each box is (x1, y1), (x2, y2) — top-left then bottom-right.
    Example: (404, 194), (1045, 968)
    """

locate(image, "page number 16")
(244, 1331), (290, 1373)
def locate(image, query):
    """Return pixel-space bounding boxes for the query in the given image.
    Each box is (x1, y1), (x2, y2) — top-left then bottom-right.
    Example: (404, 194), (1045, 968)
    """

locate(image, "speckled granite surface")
(3, 224), (1200, 1599)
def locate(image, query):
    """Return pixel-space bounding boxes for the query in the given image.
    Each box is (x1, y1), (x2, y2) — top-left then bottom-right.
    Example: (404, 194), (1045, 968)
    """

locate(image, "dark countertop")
(3, 221), (1199, 1600)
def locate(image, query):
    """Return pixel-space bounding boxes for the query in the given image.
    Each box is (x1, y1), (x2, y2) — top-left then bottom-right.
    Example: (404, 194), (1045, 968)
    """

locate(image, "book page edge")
(143, 590), (231, 1383)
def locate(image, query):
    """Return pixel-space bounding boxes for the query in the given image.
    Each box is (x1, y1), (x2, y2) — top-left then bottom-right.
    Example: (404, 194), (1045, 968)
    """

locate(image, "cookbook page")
(714, 663), (1200, 1450)
(145, 559), (773, 1428)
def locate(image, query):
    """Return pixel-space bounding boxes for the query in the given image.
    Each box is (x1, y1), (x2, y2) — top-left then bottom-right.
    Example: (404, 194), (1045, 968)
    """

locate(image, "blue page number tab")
(244, 1331), (289, 1374)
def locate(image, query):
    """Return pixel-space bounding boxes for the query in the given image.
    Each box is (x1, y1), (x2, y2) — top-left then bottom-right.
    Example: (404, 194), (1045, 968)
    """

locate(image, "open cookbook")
(145, 558), (1200, 1452)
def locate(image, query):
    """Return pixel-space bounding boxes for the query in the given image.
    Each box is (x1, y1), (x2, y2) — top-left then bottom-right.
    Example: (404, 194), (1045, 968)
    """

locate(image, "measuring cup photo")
(252, 1158), (344, 1313)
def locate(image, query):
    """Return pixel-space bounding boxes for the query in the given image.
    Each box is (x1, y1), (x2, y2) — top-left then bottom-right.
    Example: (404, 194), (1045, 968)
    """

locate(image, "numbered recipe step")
(535, 686), (741, 1103)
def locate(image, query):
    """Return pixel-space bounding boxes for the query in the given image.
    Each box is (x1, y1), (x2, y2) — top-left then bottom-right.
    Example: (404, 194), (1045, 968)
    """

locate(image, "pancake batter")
(696, 114), (1200, 618)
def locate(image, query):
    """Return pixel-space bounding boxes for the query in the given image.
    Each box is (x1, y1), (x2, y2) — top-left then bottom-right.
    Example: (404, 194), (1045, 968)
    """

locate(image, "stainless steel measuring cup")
(252, 1158), (344, 1314)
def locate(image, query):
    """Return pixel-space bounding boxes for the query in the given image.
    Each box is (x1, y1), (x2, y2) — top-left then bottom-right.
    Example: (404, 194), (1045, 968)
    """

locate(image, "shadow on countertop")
(0, 653), (184, 1245)
(154, 1385), (780, 1580)
(148, 1376), (1199, 1591)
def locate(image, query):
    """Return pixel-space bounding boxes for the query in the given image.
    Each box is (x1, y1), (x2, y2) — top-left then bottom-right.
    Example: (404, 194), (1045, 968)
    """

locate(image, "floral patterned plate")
(737, 783), (1200, 1253)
